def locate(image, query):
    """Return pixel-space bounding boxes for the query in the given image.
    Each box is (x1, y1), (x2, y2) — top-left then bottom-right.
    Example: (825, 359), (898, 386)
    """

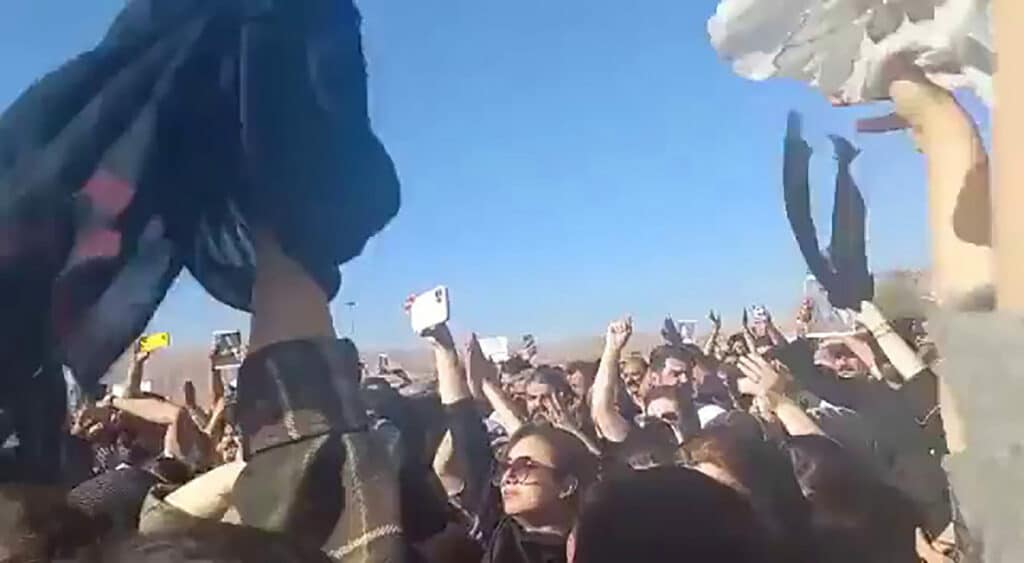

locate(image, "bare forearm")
(703, 329), (720, 357)
(111, 397), (180, 425)
(210, 368), (225, 405)
(591, 345), (630, 442)
(890, 81), (992, 306)
(434, 345), (470, 405)
(125, 361), (145, 398)
(249, 231), (335, 353)
(770, 393), (824, 437)
(481, 378), (523, 435)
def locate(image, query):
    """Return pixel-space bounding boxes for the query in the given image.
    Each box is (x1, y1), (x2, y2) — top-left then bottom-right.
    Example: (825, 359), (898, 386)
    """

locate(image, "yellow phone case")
(139, 332), (170, 353)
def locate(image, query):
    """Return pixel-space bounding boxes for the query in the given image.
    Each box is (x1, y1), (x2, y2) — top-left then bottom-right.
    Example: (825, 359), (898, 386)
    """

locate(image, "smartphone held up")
(212, 330), (244, 370)
(409, 286), (450, 335)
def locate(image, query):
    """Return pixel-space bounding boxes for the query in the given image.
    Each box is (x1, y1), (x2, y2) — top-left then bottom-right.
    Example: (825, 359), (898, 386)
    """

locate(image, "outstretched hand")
(708, 310), (722, 331)
(735, 353), (788, 398)
(405, 294), (455, 349)
(661, 317), (684, 347)
(465, 334), (498, 396)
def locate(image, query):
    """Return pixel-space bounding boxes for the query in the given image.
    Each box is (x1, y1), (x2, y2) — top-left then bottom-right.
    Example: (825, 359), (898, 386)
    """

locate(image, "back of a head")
(784, 435), (919, 562)
(527, 366), (573, 395)
(573, 467), (771, 563)
(611, 418), (679, 471)
(685, 425), (814, 562)
(648, 344), (695, 372)
(103, 522), (334, 563)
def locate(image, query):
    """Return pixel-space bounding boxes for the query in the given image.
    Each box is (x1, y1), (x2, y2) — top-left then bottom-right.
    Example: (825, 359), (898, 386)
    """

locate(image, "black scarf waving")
(0, 0), (400, 394)
(782, 112), (872, 311)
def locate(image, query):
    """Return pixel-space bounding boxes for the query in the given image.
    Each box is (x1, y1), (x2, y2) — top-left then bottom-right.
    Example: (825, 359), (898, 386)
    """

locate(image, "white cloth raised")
(707, 0), (993, 104)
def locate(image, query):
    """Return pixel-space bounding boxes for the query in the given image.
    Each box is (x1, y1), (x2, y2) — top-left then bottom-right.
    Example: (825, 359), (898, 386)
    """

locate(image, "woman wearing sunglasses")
(484, 423), (598, 563)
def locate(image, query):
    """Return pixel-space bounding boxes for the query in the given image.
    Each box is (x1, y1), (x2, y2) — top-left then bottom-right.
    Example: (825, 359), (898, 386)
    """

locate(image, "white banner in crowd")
(708, 0), (993, 105)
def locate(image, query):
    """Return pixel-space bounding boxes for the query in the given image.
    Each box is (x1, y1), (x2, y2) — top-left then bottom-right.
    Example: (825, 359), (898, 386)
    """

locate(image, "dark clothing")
(0, 0), (398, 427)
(778, 339), (953, 536)
(67, 465), (158, 535)
(441, 399), (569, 563)
(483, 518), (567, 563)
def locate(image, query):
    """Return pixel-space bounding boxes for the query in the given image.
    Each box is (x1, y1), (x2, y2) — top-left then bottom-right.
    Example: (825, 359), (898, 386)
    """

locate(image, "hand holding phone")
(211, 330), (243, 370)
(408, 286), (450, 335)
(138, 332), (170, 354)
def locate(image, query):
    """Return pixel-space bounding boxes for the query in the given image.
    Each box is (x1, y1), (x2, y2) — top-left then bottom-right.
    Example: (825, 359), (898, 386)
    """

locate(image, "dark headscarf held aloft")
(0, 0), (400, 391)
(782, 111), (872, 311)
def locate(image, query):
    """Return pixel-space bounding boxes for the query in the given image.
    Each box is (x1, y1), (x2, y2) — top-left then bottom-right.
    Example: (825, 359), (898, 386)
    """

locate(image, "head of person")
(648, 345), (695, 387)
(642, 386), (697, 443)
(523, 367), (574, 421)
(570, 467), (771, 563)
(564, 360), (598, 400)
(613, 417), (679, 471)
(619, 357), (648, 401)
(784, 435), (919, 563)
(685, 423), (814, 561)
(815, 341), (869, 380)
(499, 424), (598, 529)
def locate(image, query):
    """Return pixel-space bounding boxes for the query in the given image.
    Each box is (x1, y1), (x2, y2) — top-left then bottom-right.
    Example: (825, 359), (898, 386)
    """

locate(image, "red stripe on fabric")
(82, 169), (136, 216)
(70, 228), (122, 262)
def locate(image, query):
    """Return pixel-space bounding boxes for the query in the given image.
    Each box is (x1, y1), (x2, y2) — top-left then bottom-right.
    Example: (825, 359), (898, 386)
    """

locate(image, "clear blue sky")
(0, 0), (988, 350)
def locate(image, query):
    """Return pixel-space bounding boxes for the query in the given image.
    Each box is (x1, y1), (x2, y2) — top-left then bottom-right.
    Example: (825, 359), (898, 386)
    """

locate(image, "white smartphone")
(478, 336), (511, 363)
(676, 320), (698, 344)
(212, 330), (243, 370)
(410, 286), (450, 334)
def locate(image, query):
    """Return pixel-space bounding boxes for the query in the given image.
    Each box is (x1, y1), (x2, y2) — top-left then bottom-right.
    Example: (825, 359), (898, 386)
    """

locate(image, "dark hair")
(565, 360), (597, 377)
(685, 425), (814, 562)
(642, 386), (701, 442)
(525, 367), (573, 398)
(103, 521), (334, 562)
(573, 467), (770, 563)
(505, 424), (598, 502)
(648, 345), (696, 373)
(612, 418), (679, 471)
(784, 435), (919, 563)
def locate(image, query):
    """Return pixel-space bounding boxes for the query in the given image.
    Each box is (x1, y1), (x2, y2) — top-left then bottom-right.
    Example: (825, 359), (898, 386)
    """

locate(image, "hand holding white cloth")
(708, 0), (993, 104)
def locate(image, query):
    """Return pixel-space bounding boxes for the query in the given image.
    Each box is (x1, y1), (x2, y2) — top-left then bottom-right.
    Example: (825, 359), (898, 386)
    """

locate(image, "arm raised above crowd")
(884, 67), (993, 308)
(590, 318), (634, 443)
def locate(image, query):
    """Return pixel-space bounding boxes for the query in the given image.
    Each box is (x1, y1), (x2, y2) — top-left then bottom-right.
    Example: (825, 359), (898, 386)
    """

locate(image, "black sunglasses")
(493, 456), (559, 486)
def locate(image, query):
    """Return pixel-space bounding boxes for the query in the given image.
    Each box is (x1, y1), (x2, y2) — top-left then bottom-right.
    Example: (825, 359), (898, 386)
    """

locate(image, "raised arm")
(855, 301), (927, 381)
(737, 354), (824, 438)
(208, 349), (226, 406)
(420, 322), (471, 406)
(703, 310), (722, 357)
(123, 344), (150, 399)
(886, 68), (993, 307)
(590, 318), (634, 443)
(466, 334), (524, 435)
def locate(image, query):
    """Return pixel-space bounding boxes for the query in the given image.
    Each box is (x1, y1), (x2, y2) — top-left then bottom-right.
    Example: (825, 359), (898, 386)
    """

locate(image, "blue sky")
(0, 0), (988, 350)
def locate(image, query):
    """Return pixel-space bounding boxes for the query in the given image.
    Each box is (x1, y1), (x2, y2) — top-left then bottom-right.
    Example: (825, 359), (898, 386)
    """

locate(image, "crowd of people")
(0, 291), (973, 563)
(0, 5), (1000, 563)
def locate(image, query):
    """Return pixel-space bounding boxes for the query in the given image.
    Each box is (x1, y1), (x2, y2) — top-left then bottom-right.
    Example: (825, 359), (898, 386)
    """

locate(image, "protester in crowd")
(571, 467), (772, 563)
